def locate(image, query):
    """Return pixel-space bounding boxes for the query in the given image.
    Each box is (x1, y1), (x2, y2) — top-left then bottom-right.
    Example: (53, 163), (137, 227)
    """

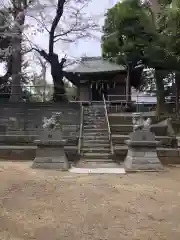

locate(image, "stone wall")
(0, 102), (80, 145)
(0, 146), (79, 163)
(114, 147), (180, 165)
(0, 145), (179, 165)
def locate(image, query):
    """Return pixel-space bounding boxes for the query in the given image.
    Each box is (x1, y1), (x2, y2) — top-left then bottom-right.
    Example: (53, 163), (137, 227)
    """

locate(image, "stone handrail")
(78, 103), (84, 155)
(103, 94), (114, 155)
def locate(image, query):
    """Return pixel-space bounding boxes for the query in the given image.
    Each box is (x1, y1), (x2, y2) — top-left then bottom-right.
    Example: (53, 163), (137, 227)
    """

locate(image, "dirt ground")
(0, 162), (180, 240)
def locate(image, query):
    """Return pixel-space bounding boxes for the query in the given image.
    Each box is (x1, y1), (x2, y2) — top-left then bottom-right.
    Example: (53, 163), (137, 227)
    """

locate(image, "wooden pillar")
(89, 81), (92, 101)
(126, 66), (131, 103)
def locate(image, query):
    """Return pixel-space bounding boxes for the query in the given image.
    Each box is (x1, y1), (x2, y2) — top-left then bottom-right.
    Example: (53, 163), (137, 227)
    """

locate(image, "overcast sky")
(24, 0), (118, 82)
(29, 0), (118, 58)
(67, 0), (118, 57)
(0, 0), (118, 81)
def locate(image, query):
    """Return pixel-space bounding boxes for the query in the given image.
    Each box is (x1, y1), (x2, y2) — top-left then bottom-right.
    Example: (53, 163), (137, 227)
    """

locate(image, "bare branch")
(54, 1), (88, 38)
(54, 23), (97, 39)
(32, 48), (50, 62)
(26, 14), (50, 33)
(49, 0), (66, 55)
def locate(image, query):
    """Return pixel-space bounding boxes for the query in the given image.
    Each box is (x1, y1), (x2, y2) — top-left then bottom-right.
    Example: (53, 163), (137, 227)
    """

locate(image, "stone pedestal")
(124, 129), (163, 171)
(32, 128), (69, 170)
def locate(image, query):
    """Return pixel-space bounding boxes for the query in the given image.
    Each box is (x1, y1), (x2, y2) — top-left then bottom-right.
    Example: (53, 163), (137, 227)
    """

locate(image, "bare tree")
(32, 0), (97, 102)
(0, 0), (98, 102)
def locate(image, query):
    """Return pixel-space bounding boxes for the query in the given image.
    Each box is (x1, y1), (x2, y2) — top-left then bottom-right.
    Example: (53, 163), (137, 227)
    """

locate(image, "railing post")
(78, 103), (84, 155)
(103, 94), (114, 155)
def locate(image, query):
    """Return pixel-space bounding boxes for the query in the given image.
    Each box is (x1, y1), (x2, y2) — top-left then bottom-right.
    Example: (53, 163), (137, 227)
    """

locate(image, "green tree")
(102, 0), (180, 115)
(161, 1), (180, 113)
(102, 0), (156, 102)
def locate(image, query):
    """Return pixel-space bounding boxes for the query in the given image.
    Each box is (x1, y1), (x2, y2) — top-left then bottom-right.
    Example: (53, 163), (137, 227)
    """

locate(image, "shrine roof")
(65, 57), (126, 74)
(63, 57), (126, 86)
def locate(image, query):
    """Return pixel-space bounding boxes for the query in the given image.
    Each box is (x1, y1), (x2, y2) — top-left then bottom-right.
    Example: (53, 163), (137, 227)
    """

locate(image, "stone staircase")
(109, 115), (133, 147)
(109, 114), (177, 148)
(76, 104), (119, 168)
(75, 107), (179, 168)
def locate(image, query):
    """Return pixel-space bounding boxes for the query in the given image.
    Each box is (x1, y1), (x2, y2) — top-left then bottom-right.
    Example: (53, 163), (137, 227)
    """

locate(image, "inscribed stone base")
(124, 146), (163, 171)
(32, 145), (69, 170)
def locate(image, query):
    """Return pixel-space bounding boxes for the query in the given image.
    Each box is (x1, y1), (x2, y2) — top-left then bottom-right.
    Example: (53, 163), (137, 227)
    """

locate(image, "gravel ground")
(0, 162), (180, 240)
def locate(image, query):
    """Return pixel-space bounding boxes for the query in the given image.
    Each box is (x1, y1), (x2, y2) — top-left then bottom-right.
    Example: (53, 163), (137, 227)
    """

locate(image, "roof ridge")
(81, 56), (101, 61)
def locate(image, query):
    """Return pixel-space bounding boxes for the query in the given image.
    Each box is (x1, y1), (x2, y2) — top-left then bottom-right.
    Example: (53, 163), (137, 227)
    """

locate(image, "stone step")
(75, 161), (121, 168)
(84, 110), (104, 112)
(84, 116), (105, 119)
(81, 152), (111, 159)
(84, 120), (105, 123)
(82, 142), (110, 147)
(84, 119), (105, 122)
(81, 147), (110, 153)
(84, 113), (104, 115)
(84, 117), (105, 120)
(84, 108), (104, 110)
(83, 128), (108, 132)
(110, 121), (133, 126)
(84, 112), (104, 114)
(83, 135), (108, 138)
(84, 114), (104, 116)
(84, 107), (104, 109)
(83, 139), (109, 144)
(84, 124), (107, 128)
(79, 158), (113, 163)
(83, 132), (108, 136)
(84, 121), (105, 123)
(111, 131), (131, 136)
(83, 125), (107, 132)
(83, 135), (109, 140)
(84, 113), (105, 116)
(84, 125), (106, 128)
(84, 112), (104, 115)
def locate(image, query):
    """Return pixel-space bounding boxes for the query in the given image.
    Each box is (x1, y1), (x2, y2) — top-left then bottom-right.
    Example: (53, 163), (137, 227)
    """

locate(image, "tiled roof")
(66, 57), (126, 73)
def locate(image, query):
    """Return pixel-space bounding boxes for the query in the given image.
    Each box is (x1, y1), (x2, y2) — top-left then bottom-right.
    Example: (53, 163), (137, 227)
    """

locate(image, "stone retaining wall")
(0, 145), (179, 165)
(0, 146), (79, 163)
(114, 147), (180, 165)
(0, 102), (80, 145)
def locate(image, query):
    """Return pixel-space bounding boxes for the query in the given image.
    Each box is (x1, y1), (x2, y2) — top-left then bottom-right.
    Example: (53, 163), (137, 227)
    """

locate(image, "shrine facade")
(64, 57), (130, 102)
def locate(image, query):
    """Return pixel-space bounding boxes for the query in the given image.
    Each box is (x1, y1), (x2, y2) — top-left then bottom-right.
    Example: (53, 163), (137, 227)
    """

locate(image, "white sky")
(26, 0), (118, 83)
(29, 0), (117, 57)
(0, 0), (118, 82)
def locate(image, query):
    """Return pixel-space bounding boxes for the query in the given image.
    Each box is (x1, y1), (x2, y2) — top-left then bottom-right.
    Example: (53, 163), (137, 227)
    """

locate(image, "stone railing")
(78, 103), (84, 155)
(103, 94), (114, 155)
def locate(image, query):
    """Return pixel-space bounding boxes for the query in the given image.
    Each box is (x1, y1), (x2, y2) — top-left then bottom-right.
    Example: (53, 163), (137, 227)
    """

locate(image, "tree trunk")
(9, 34), (23, 102)
(50, 54), (67, 102)
(175, 72), (180, 115)
(155, 70), (165, 117)
(9, 8), (25, 102)
(126, 66), (131, 103)
(42, 65), (46, 102)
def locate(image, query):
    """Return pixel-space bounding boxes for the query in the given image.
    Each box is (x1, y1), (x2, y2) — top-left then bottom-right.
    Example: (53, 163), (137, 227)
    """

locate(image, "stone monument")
(32, 112), (69, 170)
(124, 117), (163, 171)
(132, 112), (146, 131)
